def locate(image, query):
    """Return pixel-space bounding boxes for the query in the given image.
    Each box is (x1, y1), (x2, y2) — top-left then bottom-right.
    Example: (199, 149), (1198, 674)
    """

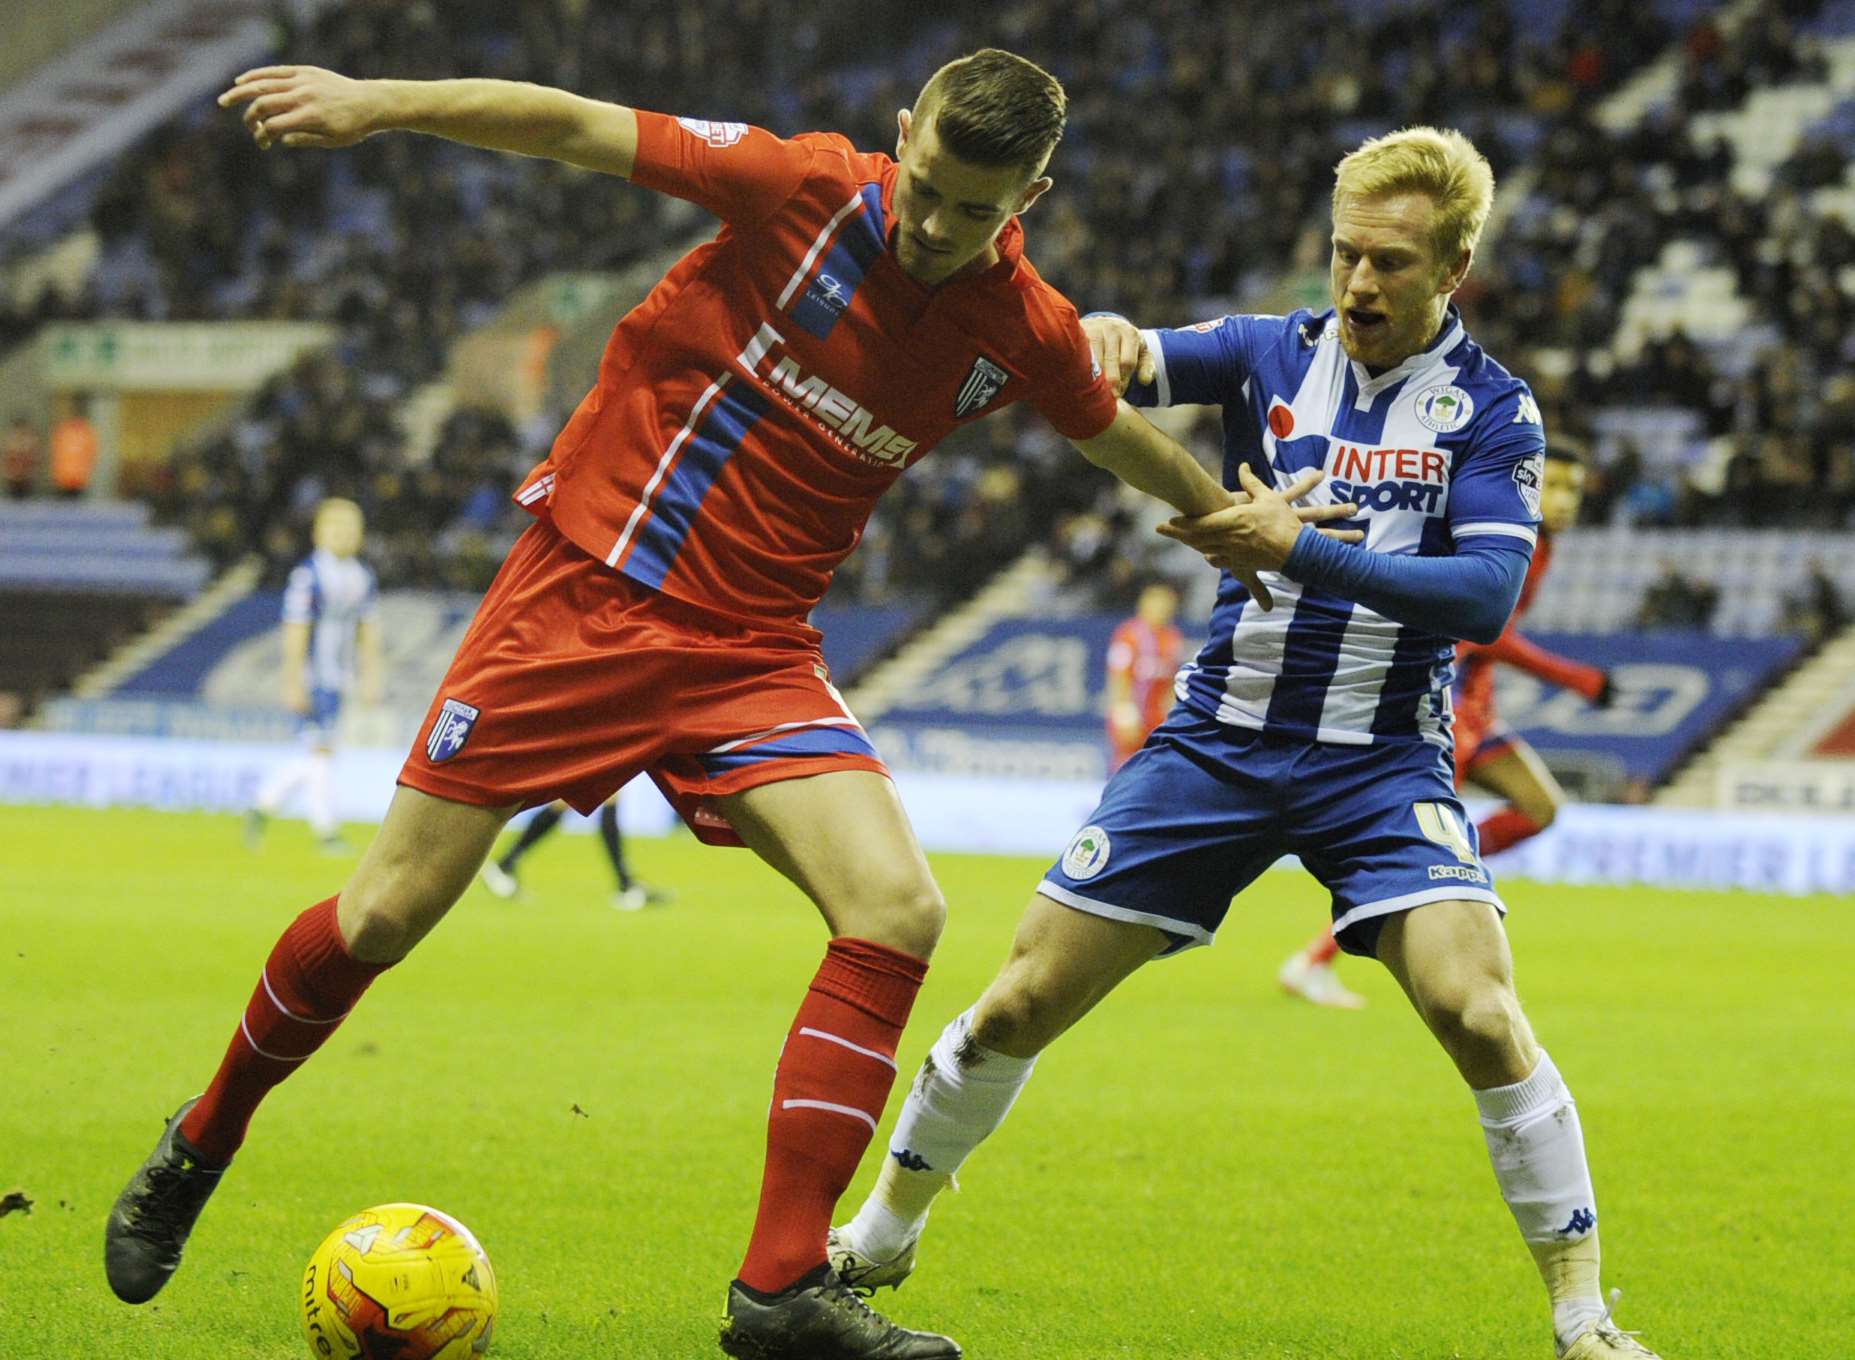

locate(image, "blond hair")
(1332, 126), (1494, 262)
(913, 49), (1067, 175)
(314, 496), (362, 529)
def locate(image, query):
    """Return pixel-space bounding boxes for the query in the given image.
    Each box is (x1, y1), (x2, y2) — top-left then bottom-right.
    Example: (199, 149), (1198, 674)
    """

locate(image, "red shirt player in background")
(1105, 578), (1184, 772)
(108, 48), (1347, 1360)
(1279, 443), (1609, 1010)
(1452, 445), (1610, 850)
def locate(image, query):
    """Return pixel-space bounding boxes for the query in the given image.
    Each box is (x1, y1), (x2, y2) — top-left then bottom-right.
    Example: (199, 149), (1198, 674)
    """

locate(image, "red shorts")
(399, 520), (888, 846)
(1451, 697), (1518, 786)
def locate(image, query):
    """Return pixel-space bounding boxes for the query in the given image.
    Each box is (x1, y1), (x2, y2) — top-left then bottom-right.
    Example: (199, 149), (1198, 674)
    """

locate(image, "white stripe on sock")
(239, 1015), (310, 1063)
(259, 969), (347, 1025)
(797, 1026), (897, 1069)
(781, 1098), (877, 1132)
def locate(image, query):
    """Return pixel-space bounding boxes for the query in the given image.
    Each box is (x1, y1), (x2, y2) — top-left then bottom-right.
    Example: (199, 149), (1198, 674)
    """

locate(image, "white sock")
(845, 1008), (1037, 1258)
(305, 751), (336, 837)
(255, 755), (310, 816)
(1474, 1050), (1606, 1346)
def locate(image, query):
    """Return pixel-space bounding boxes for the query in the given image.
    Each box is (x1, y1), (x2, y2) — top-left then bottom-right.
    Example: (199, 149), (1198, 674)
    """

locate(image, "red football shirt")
(1106, 616), (1185, 741)
(515, 111), (1119, 629)
(1456, 535), (1605, 715)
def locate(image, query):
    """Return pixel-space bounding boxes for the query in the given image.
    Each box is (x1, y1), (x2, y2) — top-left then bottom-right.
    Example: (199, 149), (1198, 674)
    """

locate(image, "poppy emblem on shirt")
(955, 356), (1010, 418)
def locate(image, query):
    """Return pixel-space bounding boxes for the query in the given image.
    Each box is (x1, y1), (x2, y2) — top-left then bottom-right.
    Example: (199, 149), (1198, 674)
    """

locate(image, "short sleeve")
(628, 110), (814, 224)
(1448, 387), (1547, 549)
(1126, 314), (1280, 408)
(1105, 624), (1135, 678)
(359, 567), (380, 621)
(1028, 304), (1120, 441)
(281, 563), (316, 625)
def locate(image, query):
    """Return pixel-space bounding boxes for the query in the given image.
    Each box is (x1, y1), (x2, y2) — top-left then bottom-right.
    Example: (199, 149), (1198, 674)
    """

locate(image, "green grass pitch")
(2, 804), (1850, 1358)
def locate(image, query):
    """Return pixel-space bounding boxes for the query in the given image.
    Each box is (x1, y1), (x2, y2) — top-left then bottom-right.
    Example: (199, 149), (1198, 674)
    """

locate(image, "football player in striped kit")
(244, 497), (381, 854)
(835, 128), (1662, 1360)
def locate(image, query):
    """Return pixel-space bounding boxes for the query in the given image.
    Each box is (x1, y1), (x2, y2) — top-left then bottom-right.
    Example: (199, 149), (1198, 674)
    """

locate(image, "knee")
(1522, 795), (1560, 830)
(970, 965), (1066, 1058)
(1426, 977), (1533, 1075)
(839, 876), (946, 960)
(336, 859), (445, 964)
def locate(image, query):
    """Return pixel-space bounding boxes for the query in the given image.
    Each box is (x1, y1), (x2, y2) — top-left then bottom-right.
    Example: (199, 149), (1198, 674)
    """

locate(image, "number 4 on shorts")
(1413, 802), (1477, 864)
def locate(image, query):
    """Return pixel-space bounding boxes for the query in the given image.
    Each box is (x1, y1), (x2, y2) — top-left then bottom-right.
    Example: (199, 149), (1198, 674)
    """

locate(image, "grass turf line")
(1, 805), (1849, 1358)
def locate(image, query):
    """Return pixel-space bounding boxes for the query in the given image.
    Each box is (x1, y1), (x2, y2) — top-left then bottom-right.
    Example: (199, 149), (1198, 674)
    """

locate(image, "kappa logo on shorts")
(955, 355), (1010, 418)
(1061, 824), (1112, 880)
(1428, 863), (1489, 884)
(425, 698), (481, 764)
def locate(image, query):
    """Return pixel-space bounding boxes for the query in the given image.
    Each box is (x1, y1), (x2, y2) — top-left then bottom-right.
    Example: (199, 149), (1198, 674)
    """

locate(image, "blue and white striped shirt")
(281, 549), (378, 694)
(1130, 306), (1544, 747)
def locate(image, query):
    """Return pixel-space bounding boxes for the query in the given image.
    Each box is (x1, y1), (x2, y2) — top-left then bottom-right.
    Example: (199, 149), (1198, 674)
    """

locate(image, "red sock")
(737, 937), (927, 1294)
(179, 898), (388, 1165)
(1477, 808), (1544, 857)
(1306, 924), (1340, 966)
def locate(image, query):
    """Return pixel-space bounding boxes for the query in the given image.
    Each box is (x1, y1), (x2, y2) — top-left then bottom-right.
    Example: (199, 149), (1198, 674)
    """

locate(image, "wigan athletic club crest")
(425, 698), (480, 764)
(954, 355), (1010, 418)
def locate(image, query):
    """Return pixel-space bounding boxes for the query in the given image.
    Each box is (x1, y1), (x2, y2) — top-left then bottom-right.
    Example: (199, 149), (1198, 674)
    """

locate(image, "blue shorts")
(298, 687), (343, 747)
(1041, 707), (1503, 959)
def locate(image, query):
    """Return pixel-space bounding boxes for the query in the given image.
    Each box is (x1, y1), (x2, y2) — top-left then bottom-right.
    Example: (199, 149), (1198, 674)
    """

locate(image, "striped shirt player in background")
(1105, 578), (1185, 773)
(1278, 444), (1611, 1007)
(109, 49), (1356, 1360)
(834, 129), (1663, 1360)
(244, 497), (381, 854)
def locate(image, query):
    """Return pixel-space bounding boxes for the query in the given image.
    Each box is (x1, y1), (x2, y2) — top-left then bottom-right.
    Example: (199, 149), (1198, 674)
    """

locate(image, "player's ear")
(1015, 175), (1053, 215)
(895, 107), (912, 160)
(1440, 246), (1472, 295)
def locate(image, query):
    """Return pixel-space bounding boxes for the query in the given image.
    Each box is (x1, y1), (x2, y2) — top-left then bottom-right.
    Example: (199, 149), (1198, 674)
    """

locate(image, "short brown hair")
(913, 49), (1066, 175)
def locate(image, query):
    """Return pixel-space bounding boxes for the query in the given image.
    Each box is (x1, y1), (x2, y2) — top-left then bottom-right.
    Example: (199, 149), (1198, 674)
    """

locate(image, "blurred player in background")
(244, 497), (380, 854)
(1105, 577), (1184, 773)
(106, 48), (1347, 1360)
(1453, 444), (1610, 849)
(479, 795), (673, 911)
(835, 127), (1662, 1360)
(1277, 445), (1606, 1008)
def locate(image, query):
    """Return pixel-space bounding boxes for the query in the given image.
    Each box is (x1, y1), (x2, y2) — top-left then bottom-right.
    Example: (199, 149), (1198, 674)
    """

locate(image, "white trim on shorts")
(1331, 885), (1505, 942)
(1036, 880), (1215, 951)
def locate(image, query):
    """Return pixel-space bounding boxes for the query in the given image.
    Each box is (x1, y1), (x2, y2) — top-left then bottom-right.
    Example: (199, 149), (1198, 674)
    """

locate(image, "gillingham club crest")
(1414, 384), (1474, 433)
(425, 698), (481, 764)
(954, 355), (1009, 418)
(1061, 825), (1111, 880)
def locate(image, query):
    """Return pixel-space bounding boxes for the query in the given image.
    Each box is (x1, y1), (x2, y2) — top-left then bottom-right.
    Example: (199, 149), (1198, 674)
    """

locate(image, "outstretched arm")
(219, 67), (640, 176)
(1071, 402), (1230, 517)
(1159, 463), (1528, 642)
(1466, 626), (1609, 703)
(1074, 405), (1361, 610)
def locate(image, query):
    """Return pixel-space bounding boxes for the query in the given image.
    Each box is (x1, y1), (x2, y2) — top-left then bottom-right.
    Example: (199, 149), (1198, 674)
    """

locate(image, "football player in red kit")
(1105, 578), (1185, 773)
(1451, 444), (1609, 845)
(1280, 445), (1607, 1009)
(107, 49), (1355, 1360)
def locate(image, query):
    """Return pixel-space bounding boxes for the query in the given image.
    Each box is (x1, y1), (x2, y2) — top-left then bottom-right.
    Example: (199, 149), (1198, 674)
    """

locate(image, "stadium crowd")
(0, 0), (1850, 608)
